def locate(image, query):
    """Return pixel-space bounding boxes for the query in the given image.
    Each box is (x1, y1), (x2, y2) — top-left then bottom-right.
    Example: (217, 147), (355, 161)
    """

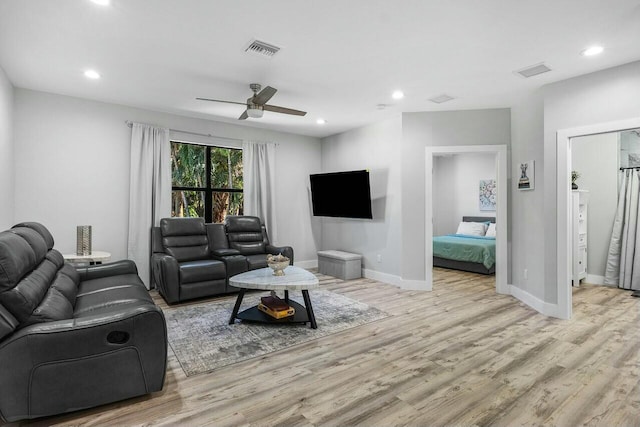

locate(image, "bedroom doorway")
(556, 117), (640, 319)
(425, 145), (508, 295)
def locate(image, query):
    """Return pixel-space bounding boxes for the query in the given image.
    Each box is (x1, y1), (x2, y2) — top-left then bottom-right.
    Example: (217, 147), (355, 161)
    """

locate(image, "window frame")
(170, 142), (243, 223)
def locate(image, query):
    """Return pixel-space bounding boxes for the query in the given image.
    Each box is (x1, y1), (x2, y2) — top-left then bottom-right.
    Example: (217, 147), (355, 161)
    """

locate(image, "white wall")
(571, 133), (618, 280)
(13, 89), (322, 264)
(320, 116), (402, 276)
(0, 65), (14, 229)
(401, 109), (511, 281)
(541, 60), (640, 303)
(433, 153), (496, 236)
(510, 91), (544, 298)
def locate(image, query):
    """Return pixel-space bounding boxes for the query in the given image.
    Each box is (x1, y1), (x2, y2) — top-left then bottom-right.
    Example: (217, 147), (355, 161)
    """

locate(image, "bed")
(433, 216), (496, 275)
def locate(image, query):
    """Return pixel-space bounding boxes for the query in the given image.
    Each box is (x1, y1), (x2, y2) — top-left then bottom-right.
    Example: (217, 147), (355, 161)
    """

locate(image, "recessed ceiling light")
(316, 118), (326, 125)
(392, 90), (404, 100)
(581, 45), (604, 56)
(90, 0), (110, 5)
(84, 69), (101, 80)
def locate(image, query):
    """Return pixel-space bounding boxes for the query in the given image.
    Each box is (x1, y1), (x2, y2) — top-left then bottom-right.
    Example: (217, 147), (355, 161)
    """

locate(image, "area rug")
(164, 289), (388, 377)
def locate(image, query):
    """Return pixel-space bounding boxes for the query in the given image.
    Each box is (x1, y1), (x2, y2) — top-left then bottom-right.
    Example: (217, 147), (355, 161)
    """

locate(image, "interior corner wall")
(13, 89), (322, 263)
(542, 60), (640, 303)
(320, 115), (402, 276)
(0, 65), (14, 229)
(401, 109), (511, 281)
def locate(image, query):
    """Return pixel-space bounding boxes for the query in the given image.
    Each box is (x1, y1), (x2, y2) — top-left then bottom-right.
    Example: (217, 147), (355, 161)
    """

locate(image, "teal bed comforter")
(432, 234), (496, 269)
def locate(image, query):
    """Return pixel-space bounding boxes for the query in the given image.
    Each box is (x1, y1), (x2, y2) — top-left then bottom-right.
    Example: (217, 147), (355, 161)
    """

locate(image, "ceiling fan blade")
(263, 104), (307, 116)
(253, 86), (277, 105)
(238, 110), (249, 120)
(196, 97), (247, 106)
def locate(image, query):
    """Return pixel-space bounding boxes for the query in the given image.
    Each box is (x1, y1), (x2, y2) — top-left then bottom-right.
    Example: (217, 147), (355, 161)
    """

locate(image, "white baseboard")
(508, 284), (563, 318)
(585, 274), (606, 285)
(362, 268), (430, 291)
(295, 259), (318, 269)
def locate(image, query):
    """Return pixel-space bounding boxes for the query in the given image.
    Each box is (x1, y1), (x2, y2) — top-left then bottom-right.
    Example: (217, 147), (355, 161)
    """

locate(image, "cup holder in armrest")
(107, 331), (130, 344)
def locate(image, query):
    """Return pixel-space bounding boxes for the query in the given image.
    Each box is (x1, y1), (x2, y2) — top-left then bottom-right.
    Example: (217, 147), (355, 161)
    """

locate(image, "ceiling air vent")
(245, 39), (280, 58)
(429, 94), (455, 104)
(515, 63), (552, 78)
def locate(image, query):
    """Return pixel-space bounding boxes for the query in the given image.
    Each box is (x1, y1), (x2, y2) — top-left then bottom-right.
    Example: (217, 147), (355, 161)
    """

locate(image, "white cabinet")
(572, 190), (589, 285)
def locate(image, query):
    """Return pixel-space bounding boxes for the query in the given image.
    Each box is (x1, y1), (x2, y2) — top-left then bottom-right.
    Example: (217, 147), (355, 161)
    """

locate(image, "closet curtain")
(128, 123), (171, 289)
(242, 141), (278, 243)
(604, 168), (640, 290)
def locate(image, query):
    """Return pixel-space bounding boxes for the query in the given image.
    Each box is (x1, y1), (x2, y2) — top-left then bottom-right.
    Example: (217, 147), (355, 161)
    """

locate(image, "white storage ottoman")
(317, 250), (362, 280)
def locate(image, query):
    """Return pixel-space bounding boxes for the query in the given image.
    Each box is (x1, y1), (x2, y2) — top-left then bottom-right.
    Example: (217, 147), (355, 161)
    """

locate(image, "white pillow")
(485, 223), (496, 237)
(456, 221), (487, 236)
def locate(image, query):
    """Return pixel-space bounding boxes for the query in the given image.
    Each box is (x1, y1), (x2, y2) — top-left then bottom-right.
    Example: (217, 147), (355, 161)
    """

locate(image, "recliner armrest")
(266, 245), (294, 264)
(211, 248), (241, 257)
(151, 253), (180, 304)
(76, 260), (139, 281)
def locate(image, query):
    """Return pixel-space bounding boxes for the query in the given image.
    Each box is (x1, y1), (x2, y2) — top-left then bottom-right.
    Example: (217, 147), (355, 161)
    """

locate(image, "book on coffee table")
(260, 295), (290, 311)
(257, 303), (295, 319)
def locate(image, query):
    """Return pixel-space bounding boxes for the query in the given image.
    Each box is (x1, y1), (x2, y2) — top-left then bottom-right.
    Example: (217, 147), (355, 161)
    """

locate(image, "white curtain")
(604, 169), (640, 290)
(128, 123), (171, 289)
(242, 141), (278, 242)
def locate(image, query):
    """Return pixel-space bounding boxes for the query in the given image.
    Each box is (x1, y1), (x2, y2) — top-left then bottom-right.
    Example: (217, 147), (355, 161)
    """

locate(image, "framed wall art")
(518, 160), (535, 190)
(479, 179), (496, 211)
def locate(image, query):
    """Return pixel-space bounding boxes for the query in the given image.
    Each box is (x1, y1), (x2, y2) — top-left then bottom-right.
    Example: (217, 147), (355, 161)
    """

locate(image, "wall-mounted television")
(310, 170), (373, 219)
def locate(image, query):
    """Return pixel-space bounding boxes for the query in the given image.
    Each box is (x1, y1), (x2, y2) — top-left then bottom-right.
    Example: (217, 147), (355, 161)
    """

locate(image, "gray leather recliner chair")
(224, 215), (294, 269)
(0, 222), (167, 422)
(151, 217), (229, 304)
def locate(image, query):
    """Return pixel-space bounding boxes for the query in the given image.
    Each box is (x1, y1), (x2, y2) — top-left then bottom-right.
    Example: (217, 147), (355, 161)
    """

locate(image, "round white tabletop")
(62, 251), (111, 264)
(229, 266), (319, 290)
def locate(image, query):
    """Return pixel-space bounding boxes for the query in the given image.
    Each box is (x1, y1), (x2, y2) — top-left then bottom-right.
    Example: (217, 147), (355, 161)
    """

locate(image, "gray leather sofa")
(0, 222), (167, 422)
(151, 216), (293, 304)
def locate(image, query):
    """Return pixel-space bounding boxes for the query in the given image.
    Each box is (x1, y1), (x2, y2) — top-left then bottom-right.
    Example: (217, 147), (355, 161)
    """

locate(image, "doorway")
(425, 145), (508, 294)
(556, 117), (640, 319)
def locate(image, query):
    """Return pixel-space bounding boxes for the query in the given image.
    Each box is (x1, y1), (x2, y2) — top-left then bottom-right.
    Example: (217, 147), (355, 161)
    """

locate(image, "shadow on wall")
(369, 167), (388, 223)
(307, 186), (323, 253)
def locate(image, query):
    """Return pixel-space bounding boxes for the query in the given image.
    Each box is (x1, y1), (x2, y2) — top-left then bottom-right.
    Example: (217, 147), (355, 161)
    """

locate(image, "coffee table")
(228, 266), (320, 329)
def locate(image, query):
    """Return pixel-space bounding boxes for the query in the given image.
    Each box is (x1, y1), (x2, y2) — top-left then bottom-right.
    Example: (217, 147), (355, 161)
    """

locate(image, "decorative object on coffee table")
(267, 254), (290, 276)
(257, 292), (295, 318)
(228, 266), (319, 328)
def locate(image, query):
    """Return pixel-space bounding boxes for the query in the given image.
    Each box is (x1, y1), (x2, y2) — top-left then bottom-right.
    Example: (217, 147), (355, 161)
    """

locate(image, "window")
(170, 142), (243, 223)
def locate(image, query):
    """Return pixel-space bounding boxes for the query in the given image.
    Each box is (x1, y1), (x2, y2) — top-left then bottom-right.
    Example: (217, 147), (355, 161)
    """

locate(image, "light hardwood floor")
(8, 268), (640, 426)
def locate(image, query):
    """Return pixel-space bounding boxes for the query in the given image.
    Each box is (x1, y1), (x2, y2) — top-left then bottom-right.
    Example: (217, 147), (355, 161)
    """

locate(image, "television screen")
(310, 170), (373, 219)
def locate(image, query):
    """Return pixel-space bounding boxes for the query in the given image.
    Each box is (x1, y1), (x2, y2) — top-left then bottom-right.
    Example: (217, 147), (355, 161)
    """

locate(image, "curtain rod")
(620, 167), (640, 170)
(125, 120), (243, 143)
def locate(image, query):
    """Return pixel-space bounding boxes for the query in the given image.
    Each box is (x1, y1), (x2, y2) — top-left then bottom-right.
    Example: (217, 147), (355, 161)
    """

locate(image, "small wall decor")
(479, 179), (497, 211)
(518, 160), (535, 190)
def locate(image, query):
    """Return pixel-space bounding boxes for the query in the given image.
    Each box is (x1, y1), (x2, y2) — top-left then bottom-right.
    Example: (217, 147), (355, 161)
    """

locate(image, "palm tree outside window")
(170, 141), (243, 222)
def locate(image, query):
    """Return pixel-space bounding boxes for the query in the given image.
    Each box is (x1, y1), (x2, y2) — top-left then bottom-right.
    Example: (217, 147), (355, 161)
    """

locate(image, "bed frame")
(433, 216), (496, 275)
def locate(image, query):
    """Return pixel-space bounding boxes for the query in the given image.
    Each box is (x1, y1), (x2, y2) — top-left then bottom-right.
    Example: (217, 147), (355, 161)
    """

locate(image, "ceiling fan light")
(247, 107), (264, 118)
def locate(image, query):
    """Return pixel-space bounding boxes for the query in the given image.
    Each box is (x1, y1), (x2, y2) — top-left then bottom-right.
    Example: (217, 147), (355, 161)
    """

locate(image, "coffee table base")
(229, 289), (318, 329)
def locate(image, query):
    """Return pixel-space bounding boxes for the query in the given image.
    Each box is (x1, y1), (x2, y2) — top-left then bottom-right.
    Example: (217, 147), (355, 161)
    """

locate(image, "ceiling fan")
(196, 83), (307, 120)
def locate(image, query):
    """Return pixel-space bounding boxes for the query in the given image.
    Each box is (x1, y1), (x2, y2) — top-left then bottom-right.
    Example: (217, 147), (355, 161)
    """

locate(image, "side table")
(62, 251), (111, 266)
